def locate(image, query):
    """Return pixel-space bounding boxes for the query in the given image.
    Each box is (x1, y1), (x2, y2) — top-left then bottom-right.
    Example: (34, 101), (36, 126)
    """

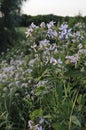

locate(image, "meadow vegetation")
(0, 21), (86, 130)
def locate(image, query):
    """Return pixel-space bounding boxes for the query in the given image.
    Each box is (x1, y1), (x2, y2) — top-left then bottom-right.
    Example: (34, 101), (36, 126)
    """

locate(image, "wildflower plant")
(0, 21), (86, 130)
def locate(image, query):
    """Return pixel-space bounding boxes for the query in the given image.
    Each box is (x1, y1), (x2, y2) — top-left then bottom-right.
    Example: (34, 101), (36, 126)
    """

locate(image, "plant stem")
(68, 89), (79, 130)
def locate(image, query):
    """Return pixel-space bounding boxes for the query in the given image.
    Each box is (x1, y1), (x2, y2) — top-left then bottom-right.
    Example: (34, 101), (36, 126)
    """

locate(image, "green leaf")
(30, 109), (43, 120)
(0, 121), (7, 128)
(52, 123), (67, 130)
(35, 86), (46, 96)
(71, 115), (81, 127)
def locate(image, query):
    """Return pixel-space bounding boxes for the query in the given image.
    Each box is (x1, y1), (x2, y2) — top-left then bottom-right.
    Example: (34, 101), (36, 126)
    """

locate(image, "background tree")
(0, 0), (27, 53)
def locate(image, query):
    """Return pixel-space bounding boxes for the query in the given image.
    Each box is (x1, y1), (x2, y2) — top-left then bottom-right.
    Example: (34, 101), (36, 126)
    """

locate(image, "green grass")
(15, 27), (27, 40)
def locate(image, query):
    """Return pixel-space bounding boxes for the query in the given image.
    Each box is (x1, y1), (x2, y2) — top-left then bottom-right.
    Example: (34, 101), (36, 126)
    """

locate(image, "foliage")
(19, 14), (86, 27)
(0, 21), (86, 130)
(0, 0), (27, 53)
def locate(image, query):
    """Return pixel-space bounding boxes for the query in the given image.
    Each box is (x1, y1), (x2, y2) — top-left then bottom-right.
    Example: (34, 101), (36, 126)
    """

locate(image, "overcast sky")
(22, 0), (86, 16)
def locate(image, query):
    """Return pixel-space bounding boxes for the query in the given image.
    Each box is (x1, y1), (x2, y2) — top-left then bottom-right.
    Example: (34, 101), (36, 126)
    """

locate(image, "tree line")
(19, 14), (86, 27)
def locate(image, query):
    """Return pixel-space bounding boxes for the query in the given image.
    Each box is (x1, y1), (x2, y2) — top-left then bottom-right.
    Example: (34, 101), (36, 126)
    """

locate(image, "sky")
(22, 0), (86, 16)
